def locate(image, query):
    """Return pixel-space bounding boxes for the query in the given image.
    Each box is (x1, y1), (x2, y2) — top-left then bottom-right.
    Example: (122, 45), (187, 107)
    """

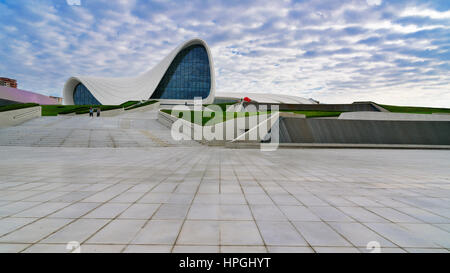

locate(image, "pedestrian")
(89, 107), (93, 118)
(97, 107), (101, 117)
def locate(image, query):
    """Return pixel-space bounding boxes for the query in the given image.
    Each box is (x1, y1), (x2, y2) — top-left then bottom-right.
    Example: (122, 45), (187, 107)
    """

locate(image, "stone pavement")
(0, 146), (449, 253)
(0, 113), (449, 253)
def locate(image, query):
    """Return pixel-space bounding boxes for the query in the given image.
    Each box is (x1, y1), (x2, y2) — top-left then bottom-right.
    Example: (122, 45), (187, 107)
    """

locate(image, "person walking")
(89, 107), (94, 118)
(96, 107), (101, 117)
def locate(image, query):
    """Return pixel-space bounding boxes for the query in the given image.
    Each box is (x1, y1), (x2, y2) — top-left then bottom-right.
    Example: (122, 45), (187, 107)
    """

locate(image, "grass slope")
(125, 100), (158, 111)
(41, 101), (141, 116)
(0, 103), (39, 113)
(378, 104), (450, 114)
(162, 109), (264, 126)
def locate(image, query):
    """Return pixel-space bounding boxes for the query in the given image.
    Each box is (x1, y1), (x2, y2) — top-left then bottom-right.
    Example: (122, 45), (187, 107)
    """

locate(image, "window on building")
(73, 83), (101, 105)
(150, 45), (211, 100)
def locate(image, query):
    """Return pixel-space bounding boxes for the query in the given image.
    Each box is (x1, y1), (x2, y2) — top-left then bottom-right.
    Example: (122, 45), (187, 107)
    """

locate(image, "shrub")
(0, 103), (40, 113)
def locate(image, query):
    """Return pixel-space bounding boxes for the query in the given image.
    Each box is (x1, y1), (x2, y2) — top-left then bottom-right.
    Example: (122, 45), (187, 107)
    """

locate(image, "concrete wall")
(339, 111), (450, 121)
(157, 110), (274, 143)
(0, 106), (41, 128)
(246, 102), (381, 112)
(279, 116), (450, 145)
(232, 112), (300, 143)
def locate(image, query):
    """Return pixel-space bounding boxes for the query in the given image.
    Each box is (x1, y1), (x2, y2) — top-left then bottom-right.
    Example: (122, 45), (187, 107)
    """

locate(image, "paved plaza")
(0, 112), (449, 253)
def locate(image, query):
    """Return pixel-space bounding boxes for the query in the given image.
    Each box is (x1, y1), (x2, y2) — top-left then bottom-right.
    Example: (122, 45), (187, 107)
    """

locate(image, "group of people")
(89, 107), (101, 117)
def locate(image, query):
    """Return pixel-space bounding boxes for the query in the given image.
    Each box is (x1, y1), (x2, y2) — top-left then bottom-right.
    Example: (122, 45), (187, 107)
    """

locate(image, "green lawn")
(163, 108), (343, 126)
(125, 100), (158, 111)
(41, 100), (142, 116)
(7, 101), (450, 119)
(0, 103), (39, 113)
(120, 100), (140, 108)
(162, 109), (265, 126)
(378, 104), (450, 114)
(42, 105), (84, 116)
(41, 105), (118, 116)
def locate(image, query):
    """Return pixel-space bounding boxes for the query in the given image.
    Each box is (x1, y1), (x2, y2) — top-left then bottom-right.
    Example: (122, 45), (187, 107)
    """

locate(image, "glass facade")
(150, 45), (211, 100)
(73, 83), (101, 105)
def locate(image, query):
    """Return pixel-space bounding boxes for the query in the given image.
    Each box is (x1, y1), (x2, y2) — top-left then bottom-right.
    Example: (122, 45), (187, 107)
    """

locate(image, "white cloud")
(401, 6), (450, 19)
(0, 0), (448, 107)
(366, 0), (382, 6)
(66, 0), (81, 6)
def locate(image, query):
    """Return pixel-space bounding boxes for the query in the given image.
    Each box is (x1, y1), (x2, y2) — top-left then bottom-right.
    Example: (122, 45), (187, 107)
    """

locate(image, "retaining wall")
(157, 110), (274, 143)
(0, 106), (41, 128)
(279, 116), (450, 145)
(339, 111), (450, 121)
(245, 102), (382, 112)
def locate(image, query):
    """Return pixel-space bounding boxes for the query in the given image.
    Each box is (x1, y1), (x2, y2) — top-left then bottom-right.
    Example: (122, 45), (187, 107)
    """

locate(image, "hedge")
(0, 103), (39, 113)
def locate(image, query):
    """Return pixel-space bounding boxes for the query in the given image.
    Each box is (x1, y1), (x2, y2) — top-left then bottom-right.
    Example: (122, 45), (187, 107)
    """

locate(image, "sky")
(0, 0), (449, 107)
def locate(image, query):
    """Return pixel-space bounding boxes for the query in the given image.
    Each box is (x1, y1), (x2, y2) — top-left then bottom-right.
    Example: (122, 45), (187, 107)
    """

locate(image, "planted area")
(41, 101), (141, 116)
(125, 100), (158, 111)
(121, 101), (140, 108)
(378, 104), (450, 115)
(41, 105), (83, 116)
(162, 107), (343, 126)
(0, 103), (39, 113)
(162, 109), (265, 126)
(42, 105), (119, 115)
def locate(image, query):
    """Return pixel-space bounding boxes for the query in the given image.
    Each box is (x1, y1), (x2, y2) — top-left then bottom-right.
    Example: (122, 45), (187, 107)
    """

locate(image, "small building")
(0, 77), (18, 88)
(49, 96), (64, 104)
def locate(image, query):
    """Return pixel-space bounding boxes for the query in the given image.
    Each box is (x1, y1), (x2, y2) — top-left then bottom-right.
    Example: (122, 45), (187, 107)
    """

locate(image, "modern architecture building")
(63, 38), (316, 106)
(214, 92), (317, 104)
(0, 77), (17, 88)
(63, 38), (215, 105)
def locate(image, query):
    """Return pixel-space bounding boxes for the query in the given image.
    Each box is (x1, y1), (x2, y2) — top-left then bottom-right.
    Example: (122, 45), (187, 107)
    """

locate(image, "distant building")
(0, 86), (62, 106)
(49, 96), (64, 104)
(0, 77), (62, 105)
(0, 77), (18, 88)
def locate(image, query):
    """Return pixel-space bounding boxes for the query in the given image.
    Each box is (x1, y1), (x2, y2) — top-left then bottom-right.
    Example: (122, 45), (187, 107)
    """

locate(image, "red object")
(243, 97), (251, 102)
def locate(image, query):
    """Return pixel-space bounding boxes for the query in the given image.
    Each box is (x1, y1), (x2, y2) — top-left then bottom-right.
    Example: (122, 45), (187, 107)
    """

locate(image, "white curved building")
(63, 38), (316, 106)
(215, 92), (317, 104)
(63, 38), (215, 105)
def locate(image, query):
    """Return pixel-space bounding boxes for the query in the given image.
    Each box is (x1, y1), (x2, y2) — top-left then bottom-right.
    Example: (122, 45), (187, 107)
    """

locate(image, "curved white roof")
(63, 38), (215, 105)
(215, 92), (317, 104)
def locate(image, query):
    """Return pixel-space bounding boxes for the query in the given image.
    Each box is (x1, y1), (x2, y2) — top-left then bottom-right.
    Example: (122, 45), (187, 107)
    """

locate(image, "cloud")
(401, 6), (450, 19)
(366, 0), (382, 6)
(0, 0), (449, 107)
(66, 0), (81, 6)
